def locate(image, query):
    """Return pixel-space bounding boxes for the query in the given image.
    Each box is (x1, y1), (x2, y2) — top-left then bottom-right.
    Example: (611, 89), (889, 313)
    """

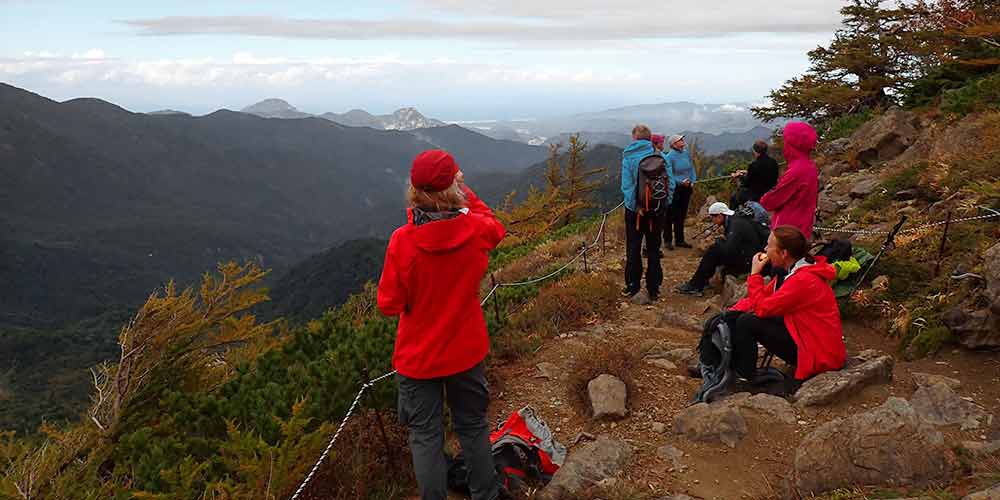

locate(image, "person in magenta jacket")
(760, 122), (819, 239)
(377, 149), (505, 500)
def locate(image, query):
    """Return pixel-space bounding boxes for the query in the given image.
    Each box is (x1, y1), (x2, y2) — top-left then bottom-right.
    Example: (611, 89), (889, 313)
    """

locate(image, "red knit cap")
(410, 149), (459, 192)
(651, 134), (665, 148)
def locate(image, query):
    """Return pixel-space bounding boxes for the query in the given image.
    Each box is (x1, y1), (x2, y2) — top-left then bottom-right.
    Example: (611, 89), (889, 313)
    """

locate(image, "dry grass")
(566, 342), (640, 419)
(507, 272), (620, 340)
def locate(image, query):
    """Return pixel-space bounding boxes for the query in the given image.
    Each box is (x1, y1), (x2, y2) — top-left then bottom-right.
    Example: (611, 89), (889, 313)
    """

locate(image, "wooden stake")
(934, 211), (953, 278)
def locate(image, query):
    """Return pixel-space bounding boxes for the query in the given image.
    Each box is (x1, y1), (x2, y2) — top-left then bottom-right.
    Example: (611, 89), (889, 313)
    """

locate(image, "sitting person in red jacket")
(377, 150), (506, 500)
(727, 225), (846, 381)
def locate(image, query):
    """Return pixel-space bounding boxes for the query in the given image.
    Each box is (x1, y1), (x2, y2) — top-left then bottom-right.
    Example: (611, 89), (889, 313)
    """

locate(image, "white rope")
(289, 370), (397, 500)
(815, 211), (1000, 238)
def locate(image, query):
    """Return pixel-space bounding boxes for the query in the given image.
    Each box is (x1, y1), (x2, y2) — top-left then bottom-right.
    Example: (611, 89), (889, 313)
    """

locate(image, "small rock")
(911, 382), (989, 430)
(631, 290), (653, 306)
(673, 402), (748, 448)
(648, 358), (678, 370)
(651, 422), (667, 434)
(794, 355), (894, 407)
(657, 444), (685, 470)
(659, 310), (703, 331)
(536, 362), (560, 380)
(850, 177), (880, 198)
(738, 393), (797, 425)
(588, 374), (628, 420)
(539, 436), (633, 500)
(912, 372), (961, 390)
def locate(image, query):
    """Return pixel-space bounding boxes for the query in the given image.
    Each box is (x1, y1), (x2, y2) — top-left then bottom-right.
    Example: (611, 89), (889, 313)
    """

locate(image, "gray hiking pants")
(397, 362), (498, 500)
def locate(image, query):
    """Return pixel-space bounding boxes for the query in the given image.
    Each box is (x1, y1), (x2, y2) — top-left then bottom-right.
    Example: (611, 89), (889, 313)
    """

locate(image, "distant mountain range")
(0, 83), (545, 330)
(239, 98), (446, 131)
(460, 102), (782, 149)
(542, 126), (775, 155)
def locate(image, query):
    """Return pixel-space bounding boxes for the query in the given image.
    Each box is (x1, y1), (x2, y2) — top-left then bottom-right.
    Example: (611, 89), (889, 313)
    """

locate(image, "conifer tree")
(753, 0), (931, 123)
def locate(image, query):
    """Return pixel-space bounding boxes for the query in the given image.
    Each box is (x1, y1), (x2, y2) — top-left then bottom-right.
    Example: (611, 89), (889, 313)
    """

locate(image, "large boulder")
(721, 275), (748, 309)
(793, 354), (894, 407)
(673, 401), (748, 448)
(793, 397), (961, 495)
(539, 435), (633, 499)
(911, 382), (989, 430)
(849, 175), (881, 198)
(588, 374), (628, 420)
(850, 108), (920, 167)
(944, 242), (1000, 348)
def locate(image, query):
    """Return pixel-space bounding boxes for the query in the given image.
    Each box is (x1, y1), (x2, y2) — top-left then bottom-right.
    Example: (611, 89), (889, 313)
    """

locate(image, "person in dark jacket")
(664, 134), (695, 249)
(377, 149), (505, 500)
(621, 124), (668, 300)
(675, 202), (767, 296)
(730, 140), (779, 207)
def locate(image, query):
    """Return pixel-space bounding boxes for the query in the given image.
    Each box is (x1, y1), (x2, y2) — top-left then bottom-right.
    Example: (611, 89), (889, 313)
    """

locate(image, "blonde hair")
(632, 124), (652, 140)
(407, 181), (468, 211)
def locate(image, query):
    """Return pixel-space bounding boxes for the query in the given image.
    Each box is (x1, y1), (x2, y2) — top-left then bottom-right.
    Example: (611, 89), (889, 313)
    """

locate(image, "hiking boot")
(675, 282), (704, 296)
(648, 290), (660, 302)
(621, 286), (638, 297)
(676, 241), (692, 249)
(665, 241), (674, 250)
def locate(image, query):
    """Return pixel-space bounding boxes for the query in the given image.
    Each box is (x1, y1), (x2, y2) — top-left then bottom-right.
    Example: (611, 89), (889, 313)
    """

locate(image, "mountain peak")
(241, 99), (311, 119)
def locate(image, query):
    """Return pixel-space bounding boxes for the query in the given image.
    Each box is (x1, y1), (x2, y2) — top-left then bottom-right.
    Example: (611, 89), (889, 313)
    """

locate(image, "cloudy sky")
(0, 0), (845, 120)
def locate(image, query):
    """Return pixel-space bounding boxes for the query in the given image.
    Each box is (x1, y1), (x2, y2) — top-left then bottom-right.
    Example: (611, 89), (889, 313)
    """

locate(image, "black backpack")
(635, 154), (670, 219)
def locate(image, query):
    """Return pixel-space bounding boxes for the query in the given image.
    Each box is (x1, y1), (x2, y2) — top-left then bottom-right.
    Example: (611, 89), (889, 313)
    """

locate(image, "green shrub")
(942, 70), (1000, 116)
(821, 109), (875, 141)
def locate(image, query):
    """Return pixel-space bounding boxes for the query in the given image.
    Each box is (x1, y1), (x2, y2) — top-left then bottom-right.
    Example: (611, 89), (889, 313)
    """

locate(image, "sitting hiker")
(675, 202), (768, 296)
(727, 225), (846, 382)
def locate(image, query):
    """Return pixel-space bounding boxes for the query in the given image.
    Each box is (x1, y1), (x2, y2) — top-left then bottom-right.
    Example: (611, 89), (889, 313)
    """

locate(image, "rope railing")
(815, 207), (1000, 238)
(289, 199), (626, 500)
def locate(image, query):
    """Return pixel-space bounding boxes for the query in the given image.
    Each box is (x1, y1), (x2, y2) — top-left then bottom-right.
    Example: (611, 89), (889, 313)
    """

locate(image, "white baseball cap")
(708, 202), (735, 216)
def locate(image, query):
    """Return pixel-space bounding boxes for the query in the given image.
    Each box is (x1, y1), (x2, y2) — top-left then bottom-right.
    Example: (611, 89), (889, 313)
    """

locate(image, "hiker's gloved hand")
(456, 170), (465, 187)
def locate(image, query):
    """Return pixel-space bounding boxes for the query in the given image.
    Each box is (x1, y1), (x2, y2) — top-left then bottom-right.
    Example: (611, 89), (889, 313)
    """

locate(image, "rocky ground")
(477, 224), (1000, 500)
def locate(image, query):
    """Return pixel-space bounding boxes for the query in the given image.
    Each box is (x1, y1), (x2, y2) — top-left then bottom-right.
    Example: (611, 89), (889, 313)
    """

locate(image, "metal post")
(490, 273), (502, 324)
(363, 368), (396, 474)
(934, 211), (953, 278)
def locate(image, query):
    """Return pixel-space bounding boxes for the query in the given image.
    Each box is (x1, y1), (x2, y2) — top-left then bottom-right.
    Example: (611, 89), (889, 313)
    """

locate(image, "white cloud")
(0, 50), (646, 90)
(117, 1), (842, 43)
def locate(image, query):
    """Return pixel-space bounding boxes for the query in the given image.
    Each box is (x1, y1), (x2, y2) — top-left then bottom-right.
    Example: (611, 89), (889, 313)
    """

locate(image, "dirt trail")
(483, 226), (1000, 499)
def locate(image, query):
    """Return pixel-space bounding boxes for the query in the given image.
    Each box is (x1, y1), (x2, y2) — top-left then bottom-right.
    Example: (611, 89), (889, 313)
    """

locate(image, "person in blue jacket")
(621, 124), (673, 300)
(664, 134), (697, 249)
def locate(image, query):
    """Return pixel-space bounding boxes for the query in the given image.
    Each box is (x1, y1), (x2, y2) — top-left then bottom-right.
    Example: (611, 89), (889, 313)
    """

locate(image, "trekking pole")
(933, 211), (953, 278)
(490, 273), (502, 325)
(850, 215), (907, 296)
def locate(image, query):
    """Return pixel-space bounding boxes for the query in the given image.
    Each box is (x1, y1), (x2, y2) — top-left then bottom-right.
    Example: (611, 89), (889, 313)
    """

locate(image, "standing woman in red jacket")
(728, 225), (846, 381)
(377, 150), (506, 500)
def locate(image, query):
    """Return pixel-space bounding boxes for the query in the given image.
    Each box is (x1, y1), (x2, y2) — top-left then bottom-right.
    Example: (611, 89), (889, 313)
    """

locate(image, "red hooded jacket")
(730, 256), (846, 380)
(377, 187), (505, 379)
(761, 122), (819, 239)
